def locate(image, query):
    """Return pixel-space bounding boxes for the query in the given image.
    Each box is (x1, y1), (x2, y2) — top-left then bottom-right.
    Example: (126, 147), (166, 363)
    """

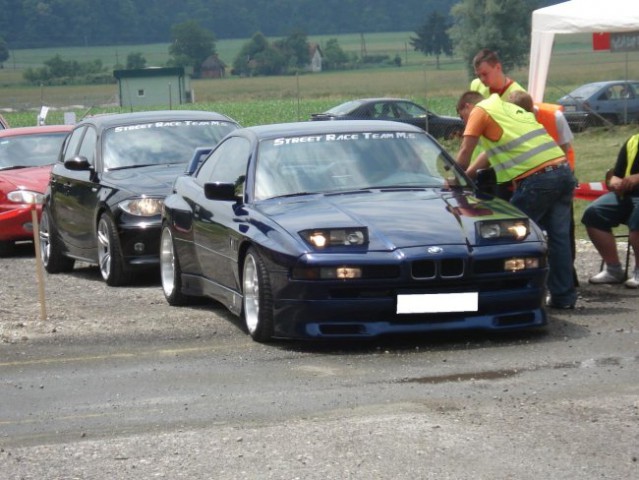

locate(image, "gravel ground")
(0, 239), (634, 344)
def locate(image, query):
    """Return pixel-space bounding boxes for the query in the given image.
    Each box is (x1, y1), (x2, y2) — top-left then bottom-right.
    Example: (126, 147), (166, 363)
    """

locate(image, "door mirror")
(204, 182), (239, 201)
(64, 155), (92, 171)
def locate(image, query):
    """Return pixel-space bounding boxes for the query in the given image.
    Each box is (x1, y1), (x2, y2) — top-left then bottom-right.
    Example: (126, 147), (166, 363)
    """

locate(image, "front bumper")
(266, 243), (548, 339)
(0, 204), (42, 242)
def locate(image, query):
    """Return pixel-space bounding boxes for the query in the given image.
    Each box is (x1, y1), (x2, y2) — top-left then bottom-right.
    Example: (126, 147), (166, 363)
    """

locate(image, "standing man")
(582, 133), (639, 288)
(509, 91), (579, 286)
(470, 49), (525, 99)
(456, 91), (577, 309)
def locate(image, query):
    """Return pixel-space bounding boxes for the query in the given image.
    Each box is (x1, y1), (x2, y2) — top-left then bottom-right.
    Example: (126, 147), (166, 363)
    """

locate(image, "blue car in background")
(558, 80), (639, 130)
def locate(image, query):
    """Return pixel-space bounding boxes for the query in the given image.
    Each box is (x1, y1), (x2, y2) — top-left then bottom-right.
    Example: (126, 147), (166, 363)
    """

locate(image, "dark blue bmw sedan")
(161, 121), (548, 341)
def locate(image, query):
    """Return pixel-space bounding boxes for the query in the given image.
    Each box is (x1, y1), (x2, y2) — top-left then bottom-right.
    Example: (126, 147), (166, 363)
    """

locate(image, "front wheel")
(40, 208), (75, 273)
(242, 248), (274, 342)
(160, 225), (190, 306)
(97, 213), (128, 286)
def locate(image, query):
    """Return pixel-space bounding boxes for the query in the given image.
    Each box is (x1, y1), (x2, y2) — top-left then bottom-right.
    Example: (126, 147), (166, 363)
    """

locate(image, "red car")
(0, 125), (73, 255)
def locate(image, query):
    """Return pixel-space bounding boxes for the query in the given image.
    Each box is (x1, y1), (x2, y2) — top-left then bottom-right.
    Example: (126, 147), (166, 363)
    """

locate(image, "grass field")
(1, 31), (637, 240)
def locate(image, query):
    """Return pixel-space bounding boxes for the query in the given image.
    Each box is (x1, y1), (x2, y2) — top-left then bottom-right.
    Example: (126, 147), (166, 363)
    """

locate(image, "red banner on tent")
(592, 32), (610, 51)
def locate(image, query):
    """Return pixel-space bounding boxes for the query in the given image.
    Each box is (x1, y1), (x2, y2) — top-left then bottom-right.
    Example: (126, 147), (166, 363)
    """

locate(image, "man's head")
(508, 91), (534, 113)
(473, 49), (504, 90)
(456, 91), (484, 124)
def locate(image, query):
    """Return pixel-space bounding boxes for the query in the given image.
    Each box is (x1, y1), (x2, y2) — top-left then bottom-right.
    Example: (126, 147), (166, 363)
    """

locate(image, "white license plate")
(563, 105), (576, 112)
(396, 292), (478, 314)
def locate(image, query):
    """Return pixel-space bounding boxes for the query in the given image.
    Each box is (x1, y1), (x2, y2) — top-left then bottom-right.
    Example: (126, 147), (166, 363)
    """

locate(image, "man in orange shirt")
(455, 91), (577, 309)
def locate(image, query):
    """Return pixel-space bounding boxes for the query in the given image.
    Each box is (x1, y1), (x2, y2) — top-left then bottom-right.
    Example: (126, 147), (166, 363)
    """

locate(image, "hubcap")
(160, 228), (175, 297)
(243, 254), (259, 334)
(97, 218), (111, 280)
(39, 211), (50, 265)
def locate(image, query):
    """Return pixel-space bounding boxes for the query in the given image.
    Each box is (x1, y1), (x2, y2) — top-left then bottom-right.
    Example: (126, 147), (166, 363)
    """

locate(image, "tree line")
(1, 0), (458, 49)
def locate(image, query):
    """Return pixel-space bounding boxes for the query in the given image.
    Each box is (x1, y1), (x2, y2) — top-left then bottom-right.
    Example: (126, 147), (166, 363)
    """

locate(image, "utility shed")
(113, 67), (192, 108)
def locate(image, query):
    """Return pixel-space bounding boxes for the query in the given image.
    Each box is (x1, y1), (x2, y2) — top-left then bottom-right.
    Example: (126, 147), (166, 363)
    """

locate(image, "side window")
(196, 136), (251, 186)
(62, 126), (86, 162)
(77, 126), (97, 167)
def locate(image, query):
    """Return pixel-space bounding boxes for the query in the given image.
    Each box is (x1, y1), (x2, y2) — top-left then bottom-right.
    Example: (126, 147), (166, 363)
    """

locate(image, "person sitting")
(582, 133), (639, 288)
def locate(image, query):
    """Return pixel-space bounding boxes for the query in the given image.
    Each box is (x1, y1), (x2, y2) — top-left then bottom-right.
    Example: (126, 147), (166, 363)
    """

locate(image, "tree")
(0, 36), (8, 67)
(126, 52), (147, 70)
(169, 20), (216, 77)
(322, 38), (349, 70)
(273, 30), (310, 72)
(410, 11), (453, 69)
(232, 32), (286, 77)
(449, 0), (534, 78)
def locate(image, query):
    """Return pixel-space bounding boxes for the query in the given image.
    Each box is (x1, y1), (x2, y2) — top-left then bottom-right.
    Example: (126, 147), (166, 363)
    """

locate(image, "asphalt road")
(1, 244), (638, 479)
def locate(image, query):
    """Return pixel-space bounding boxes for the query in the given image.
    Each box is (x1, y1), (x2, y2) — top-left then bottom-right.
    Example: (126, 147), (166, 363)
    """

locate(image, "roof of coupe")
(79, 109), (236, 128)
(240, 119), (424, 138)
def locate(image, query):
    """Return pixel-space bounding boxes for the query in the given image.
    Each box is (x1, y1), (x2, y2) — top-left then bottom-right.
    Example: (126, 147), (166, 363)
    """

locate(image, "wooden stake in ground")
(31, 205), (47, 320)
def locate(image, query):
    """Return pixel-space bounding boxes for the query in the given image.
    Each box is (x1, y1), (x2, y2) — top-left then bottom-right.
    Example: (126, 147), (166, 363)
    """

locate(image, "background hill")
(0, 0), (558, 49)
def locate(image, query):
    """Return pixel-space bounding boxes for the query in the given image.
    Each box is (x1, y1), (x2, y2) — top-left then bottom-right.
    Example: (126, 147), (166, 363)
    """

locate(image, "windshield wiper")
(269, 191), (319, 199)
(107, 163), (160, 171)
(0, 165), (30, 171)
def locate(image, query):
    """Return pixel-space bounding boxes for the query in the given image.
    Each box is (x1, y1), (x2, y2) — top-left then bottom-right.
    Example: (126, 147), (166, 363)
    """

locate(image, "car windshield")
(325, 100), (365, 115)
(568, 83), (604, 99)
(0, 133), (68, 170)
(103, 120), (237, 170)
(254, 130), (469, 200)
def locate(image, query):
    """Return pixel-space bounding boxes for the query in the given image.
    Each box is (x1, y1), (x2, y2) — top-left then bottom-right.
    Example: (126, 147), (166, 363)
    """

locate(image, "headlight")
(478, 219), (529, 241)
(7, 190), (44, 204)
(119, 197), (164, 216)
(299, 228), (368, 249)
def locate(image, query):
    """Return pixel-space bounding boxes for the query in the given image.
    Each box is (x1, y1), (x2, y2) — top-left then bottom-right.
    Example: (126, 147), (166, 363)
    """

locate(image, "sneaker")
(589, 266), (625, 284)
(625, 269), (639, 289)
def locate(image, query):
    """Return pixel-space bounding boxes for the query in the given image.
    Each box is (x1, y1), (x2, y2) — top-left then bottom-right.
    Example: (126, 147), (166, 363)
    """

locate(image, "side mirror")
(475, 168), (497, 195)
(204, 182), (239, 201)
(64, 155), (92, 171)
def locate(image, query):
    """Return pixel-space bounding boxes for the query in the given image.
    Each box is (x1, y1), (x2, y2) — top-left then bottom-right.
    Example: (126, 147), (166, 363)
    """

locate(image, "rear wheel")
(160, 225), (190, 305)
(97, 213), (128, 286)
(40, 208), (75, 273)
(242, 248), (274, 342)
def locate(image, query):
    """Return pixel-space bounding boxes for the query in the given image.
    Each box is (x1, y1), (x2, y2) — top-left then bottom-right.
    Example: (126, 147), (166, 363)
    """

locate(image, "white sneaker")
(625, 269), (639, 289)
(589, 266), (625, 284)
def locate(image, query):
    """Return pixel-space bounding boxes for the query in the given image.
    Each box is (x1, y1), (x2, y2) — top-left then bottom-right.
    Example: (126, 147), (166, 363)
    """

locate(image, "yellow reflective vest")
(625, 133), (639, 178)
(469, 78), (525, 100)
(477, 94), (565, 183)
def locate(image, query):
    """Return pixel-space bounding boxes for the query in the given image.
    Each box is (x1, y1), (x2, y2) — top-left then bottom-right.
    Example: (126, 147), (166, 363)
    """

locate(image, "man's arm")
(466, 150), (490, 180)
(455, 135), (479, 170)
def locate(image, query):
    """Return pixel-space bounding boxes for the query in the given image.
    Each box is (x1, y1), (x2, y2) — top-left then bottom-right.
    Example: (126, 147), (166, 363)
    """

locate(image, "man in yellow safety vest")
(455, 90), (577, 309)
(582, 133), (639, 288)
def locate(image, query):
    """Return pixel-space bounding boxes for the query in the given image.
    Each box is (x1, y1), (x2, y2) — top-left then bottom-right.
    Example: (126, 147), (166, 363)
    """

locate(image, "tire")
(242, 247), (274, 342)
(40, 208), (75, 273)
(97, 213), (128, 286)
(0, 240), (14, 257)
(160, 225), (190, 306)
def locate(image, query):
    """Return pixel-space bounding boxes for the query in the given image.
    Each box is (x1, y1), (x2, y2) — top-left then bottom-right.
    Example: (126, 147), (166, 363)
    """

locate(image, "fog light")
(320, 266), (362, 279)
(504, 257), (540, 272)
(504, 258), (526, 272)
(134, 242), (145, 253)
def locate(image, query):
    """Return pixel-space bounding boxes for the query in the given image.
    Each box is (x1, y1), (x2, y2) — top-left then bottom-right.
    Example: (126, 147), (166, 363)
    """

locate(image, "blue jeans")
(511, 163), (577, 306)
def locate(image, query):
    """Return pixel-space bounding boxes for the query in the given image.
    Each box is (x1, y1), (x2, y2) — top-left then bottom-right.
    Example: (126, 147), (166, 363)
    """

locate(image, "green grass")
(2, 31), (638, 240)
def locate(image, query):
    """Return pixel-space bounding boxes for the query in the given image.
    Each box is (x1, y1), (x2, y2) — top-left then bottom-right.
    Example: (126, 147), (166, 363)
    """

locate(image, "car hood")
(0, 165), (52, 193)
(101, 163), (186, 195)
(256, 189), (527, 251)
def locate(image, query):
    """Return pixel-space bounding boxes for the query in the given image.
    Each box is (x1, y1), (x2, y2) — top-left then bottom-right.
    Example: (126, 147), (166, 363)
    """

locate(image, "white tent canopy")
(528, 0), (639, 102)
